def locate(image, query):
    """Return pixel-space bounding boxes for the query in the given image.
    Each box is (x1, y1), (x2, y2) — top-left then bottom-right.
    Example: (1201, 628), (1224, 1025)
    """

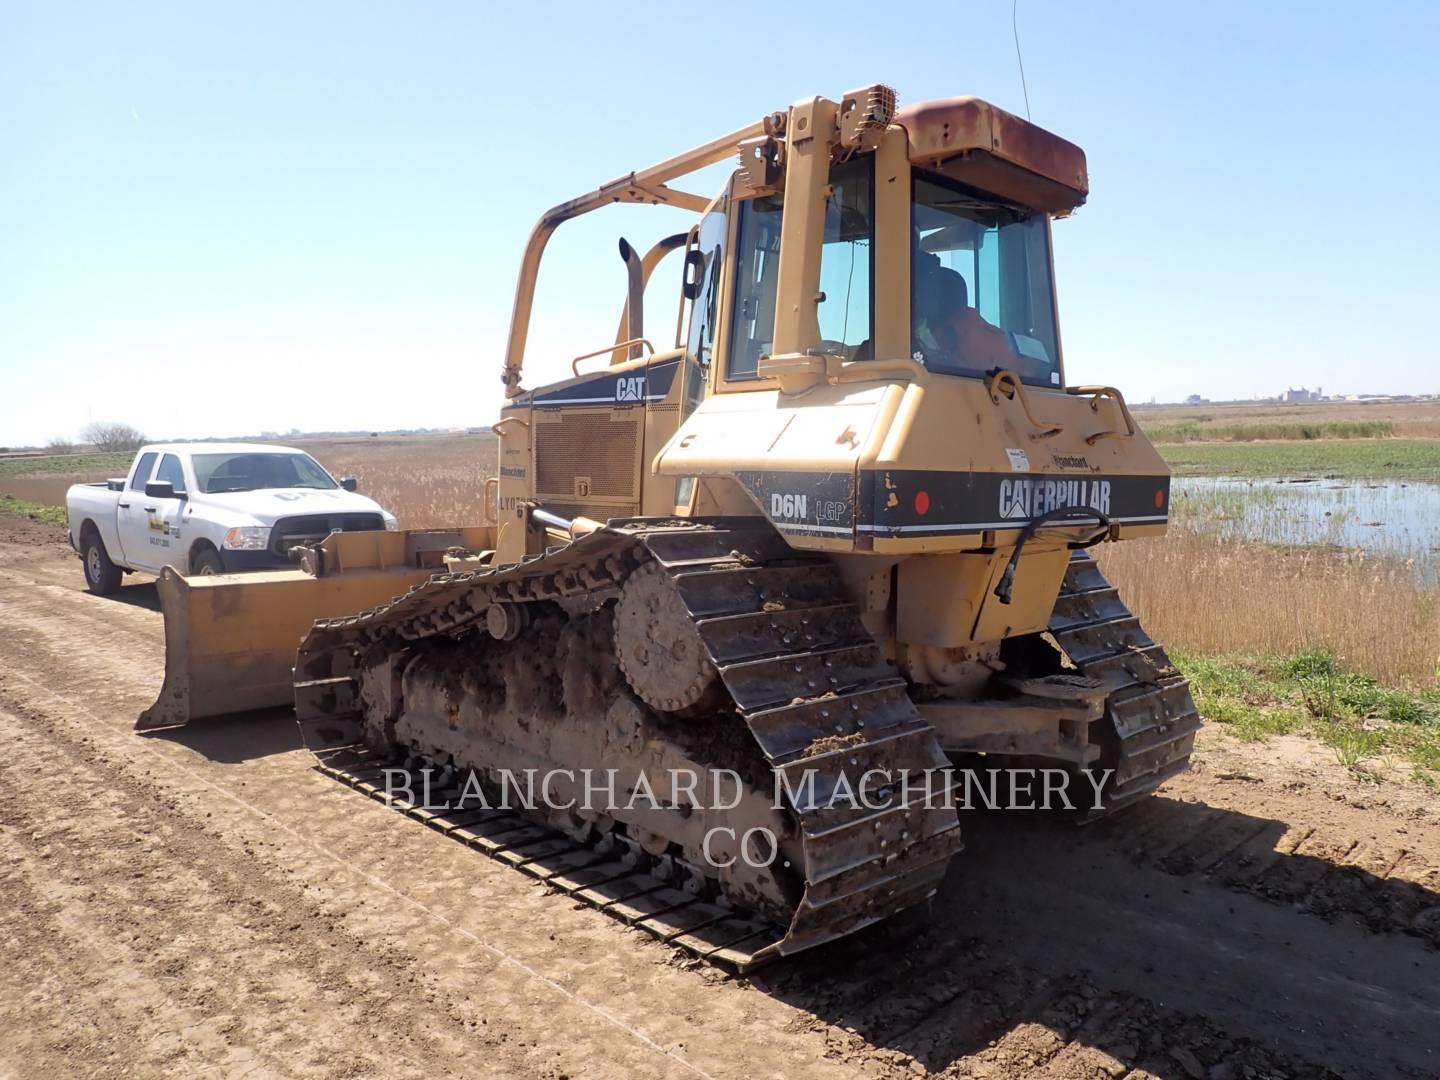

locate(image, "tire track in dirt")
(0, 710), (462, 1077)
(1082, 777), (1440, 949)
(0, 682), (747, 1080)
(0, 561), (867, 1079)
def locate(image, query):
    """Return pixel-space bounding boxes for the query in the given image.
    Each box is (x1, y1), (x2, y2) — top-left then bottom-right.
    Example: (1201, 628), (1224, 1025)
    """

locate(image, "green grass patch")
(1145, 419), (1394, 443)
(0, 451), (133, 480)
(0, 493), (67, 525)
(1158, 438), (1440, 481)
(1172, 645), (1440, 781)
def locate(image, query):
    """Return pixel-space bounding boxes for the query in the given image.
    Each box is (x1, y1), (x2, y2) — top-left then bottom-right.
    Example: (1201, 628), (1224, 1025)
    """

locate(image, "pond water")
(1171, 476), (1440, 583)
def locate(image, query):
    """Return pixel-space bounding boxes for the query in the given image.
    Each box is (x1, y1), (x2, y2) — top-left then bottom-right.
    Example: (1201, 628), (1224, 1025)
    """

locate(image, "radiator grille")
(270, 513), (384, 556)
(535, 413), (640, 499)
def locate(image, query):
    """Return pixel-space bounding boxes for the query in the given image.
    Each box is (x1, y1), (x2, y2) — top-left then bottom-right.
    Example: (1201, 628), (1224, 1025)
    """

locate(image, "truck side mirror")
(145, 480), (177, 499)
(340, 476), (358, 492)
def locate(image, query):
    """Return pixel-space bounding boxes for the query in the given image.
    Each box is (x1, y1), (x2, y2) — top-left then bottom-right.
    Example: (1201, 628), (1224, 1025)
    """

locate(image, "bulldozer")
(139, 86), (1199, 968)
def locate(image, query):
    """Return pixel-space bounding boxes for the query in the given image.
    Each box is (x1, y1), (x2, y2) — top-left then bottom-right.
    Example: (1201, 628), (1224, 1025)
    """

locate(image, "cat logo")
(999, 478), (1111, 520)
(615, 375), (645, 403)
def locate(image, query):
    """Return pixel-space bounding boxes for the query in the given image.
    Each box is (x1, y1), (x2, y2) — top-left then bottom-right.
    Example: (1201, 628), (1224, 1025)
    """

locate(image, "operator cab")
(910, 170), (1060, 388)
(680, 95), (1084, 396)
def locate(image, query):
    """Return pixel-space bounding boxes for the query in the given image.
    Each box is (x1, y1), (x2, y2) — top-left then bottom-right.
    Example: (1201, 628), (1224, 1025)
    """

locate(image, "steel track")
(294, 519), (962, 969)
(1047, 551), (1202, 819)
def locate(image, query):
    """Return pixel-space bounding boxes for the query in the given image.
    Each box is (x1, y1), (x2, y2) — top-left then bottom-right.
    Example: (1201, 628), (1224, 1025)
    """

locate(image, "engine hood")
(191, 488), (389, 525)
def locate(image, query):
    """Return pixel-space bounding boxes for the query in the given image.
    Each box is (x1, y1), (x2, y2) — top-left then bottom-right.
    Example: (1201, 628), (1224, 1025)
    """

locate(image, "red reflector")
(1154, 489), (1165, 508)
(915, 490), (930, 515)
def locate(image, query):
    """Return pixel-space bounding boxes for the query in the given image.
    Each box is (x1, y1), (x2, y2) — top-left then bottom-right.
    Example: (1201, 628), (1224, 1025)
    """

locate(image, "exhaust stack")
(618, 238), (644, 360)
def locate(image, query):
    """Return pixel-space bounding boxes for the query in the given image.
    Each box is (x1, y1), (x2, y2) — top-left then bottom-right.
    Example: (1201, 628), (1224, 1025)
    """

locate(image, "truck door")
(148, 453), (190, 566)
(116, 451), (160, 570)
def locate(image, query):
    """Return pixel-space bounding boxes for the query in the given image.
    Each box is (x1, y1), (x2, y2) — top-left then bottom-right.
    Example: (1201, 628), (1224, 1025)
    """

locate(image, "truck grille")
(271, 513), (384, 557)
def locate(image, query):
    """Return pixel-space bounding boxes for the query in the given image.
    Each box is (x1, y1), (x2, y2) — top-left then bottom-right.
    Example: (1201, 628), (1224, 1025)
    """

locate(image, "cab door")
(115, 451), (160, 569)
(649, 205), (725, 515)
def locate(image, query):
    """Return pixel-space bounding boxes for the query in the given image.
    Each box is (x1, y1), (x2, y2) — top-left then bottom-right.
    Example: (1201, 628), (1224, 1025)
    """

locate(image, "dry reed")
(10, 434), (1437, 690)
(1097, 532), (1438, 688)
(306, 435), (498, 528)
(1133, 399), (1440, 440)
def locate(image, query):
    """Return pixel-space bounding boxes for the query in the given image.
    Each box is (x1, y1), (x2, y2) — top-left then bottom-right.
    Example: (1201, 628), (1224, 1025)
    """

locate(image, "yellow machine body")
(143, 85), (1173, 733)
(486, 89), (1168, 663)
(137, 84), (1200, 967)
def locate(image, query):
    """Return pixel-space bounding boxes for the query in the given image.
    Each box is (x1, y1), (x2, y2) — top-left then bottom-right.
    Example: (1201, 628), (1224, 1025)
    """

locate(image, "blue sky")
(3, 1), (1437, 446)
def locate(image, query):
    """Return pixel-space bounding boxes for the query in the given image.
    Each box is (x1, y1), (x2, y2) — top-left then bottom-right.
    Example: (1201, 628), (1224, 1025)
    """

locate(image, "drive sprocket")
(614, 559), (717, 711)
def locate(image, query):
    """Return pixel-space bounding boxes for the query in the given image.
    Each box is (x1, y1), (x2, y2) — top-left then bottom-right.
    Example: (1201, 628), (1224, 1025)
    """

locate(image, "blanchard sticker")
(999, 477), (1111, 520)
(1051, 453), (1089, 470)
(1005, 448), (1030, 472)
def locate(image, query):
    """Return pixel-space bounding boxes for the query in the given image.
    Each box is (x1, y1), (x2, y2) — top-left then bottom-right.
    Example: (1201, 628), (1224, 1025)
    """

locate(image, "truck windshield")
(912, 169), (1061, 387)
(191, 453), (337, 494)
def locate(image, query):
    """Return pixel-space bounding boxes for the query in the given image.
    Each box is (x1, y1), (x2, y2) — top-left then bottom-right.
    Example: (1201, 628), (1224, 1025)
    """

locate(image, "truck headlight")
(223, 526), (271, 550)
(383, 513), (399, 531)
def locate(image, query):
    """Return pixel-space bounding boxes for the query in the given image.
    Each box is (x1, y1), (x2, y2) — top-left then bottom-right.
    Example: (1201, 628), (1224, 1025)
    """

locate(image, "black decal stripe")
(732, 470), (858, 538)
(861, 469), (1169, 537)
(532, 357), (681, 408)
(695, 468), (1169, 541)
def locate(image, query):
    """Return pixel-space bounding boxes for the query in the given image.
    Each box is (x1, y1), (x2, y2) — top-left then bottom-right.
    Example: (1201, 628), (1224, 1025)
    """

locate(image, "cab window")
(128, 452), (158, 491)
(728, 157), (873, 378)
(912, 169), (1061, 387)
(155, 453), (187, 494)
(685, 205), (727, 368)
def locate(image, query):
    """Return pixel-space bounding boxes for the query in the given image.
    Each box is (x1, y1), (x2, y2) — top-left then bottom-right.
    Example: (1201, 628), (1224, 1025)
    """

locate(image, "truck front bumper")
(219, 550), (296, 573)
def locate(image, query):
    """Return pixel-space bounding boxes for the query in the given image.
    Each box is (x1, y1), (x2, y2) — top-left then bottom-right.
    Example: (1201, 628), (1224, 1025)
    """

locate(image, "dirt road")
(1, 514), (1436, 1079)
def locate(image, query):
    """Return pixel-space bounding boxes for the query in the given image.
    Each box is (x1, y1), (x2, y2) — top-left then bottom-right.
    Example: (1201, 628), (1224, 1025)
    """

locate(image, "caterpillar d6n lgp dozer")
(140, 85), (1198, 968)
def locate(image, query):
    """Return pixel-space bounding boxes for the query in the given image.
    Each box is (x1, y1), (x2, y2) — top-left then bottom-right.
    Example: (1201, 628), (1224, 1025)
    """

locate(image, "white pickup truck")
(66, 442), (398, 594)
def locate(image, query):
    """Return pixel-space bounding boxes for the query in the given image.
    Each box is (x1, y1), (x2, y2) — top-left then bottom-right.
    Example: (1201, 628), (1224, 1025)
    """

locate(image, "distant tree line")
(44, 422), (148, 454)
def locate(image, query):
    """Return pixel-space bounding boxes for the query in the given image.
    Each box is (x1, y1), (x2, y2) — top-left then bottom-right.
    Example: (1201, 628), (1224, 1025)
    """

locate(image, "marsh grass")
(0, 452), (135, 507)
(1098, 531), (1439, 687)
(1135, 399), (1440, 439)
(1145, 419), (1394, 442)
(304, 435), (499, 528)
(0, 494), (66, 525)
(1157, 438), (1440, 481)
(0, 451), (133, 479)
(1174, 646), (1440, 776)
(0, 437), (502, 529)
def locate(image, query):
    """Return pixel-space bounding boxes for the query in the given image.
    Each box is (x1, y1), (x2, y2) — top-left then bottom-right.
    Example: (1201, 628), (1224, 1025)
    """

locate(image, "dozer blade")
(137, 528), (496, 730)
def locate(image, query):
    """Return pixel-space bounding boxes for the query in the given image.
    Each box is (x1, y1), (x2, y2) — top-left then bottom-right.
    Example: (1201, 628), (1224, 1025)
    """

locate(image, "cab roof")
(139, 442), (311, 456)
(896, 96), (1089, 215)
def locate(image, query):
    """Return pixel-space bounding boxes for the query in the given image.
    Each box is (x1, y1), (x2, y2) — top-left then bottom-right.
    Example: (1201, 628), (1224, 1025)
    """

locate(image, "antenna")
(1012, 0), (1032, 121)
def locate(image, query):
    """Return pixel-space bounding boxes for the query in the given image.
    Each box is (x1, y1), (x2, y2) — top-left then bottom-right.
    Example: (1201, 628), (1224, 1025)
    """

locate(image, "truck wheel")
(82, 531), (123, 595)
(189, 547), (224, 576)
